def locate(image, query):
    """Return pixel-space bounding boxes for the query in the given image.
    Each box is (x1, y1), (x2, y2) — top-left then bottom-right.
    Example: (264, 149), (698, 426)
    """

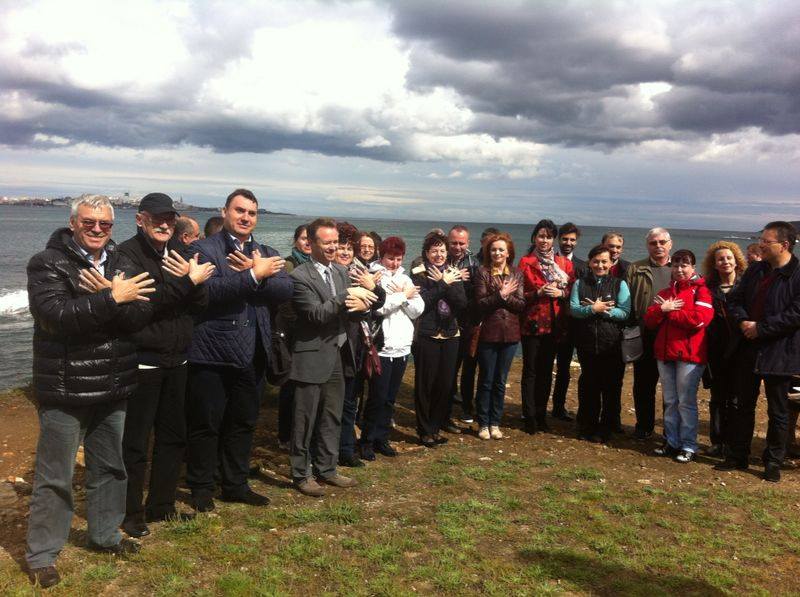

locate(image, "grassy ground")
(1, 362), (800, 595)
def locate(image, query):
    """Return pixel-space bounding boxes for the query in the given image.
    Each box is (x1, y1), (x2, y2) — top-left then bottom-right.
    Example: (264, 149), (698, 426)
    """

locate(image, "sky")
(1, 0), (798, 230)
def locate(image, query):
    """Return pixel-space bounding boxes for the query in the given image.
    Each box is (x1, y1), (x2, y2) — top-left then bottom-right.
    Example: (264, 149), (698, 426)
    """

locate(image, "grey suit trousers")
(290, 355), (345, 481)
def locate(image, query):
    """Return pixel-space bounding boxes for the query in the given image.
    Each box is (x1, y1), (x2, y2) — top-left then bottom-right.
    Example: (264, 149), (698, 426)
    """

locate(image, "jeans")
(26, 401), (127, 568)
(475, 342), (517, 427)
(123, 364), (187, 523)
(362, 355), (408, 445)
(657, 360), (704, 453)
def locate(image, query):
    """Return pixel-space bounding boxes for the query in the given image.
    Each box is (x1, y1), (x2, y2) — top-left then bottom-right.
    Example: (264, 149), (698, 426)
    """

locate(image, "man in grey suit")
(289, 217), (377, 496)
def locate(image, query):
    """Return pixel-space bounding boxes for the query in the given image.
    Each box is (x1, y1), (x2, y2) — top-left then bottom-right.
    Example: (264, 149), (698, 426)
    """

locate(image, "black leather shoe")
(191, 494), (215, 513)
(552, 410), (574, 422)
(219, 488), (270, 507)
(442, 421), (462, 434)
(714, 458), (748, 471)
(523, 421), (538, 435)
(28, 565), (60, 588)
(433, 434), (449, 445)
(633, 429), (653, 440)
(420, 435), (436, 447)
(536, 419), (550, 433)
(338, 453), (365, 468)
(764, 463), (781, 483)
(122, 519), (150, 538)
(88, 537), (141, 557)
(654, 442), (680, 457)
(374, 441), (397, 457)
(360, 443), (376, 461)
(146, 511), (196, 524)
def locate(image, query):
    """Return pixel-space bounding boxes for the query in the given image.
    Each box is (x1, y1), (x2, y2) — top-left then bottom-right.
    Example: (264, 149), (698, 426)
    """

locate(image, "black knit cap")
(138, 192), (177, 215)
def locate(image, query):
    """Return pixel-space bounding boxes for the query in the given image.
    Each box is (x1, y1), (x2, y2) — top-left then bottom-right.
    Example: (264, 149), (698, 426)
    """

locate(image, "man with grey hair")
(625, 227), (672, 439)
(25, 196), (154, 587)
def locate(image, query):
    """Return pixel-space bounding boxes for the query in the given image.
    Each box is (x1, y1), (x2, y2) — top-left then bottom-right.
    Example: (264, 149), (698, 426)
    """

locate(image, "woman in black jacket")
(411, 231), (467, 446)
(569, 245), (631, 443)
(701, 241), (746, 457)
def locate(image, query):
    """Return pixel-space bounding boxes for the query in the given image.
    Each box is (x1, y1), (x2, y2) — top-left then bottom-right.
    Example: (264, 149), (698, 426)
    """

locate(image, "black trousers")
(123, 364), (188, 522)
(576, 349), (625, 439)
(708, 359), (737, 446)
(415, 336), (459, 437)
(632, 331), (659, 434)
(450, 327), (478, 418)
(186, 353), (264, 497)
(552, 337), (574, 414)
(729, 344), (792, 466)
(520, 333), (559, 424)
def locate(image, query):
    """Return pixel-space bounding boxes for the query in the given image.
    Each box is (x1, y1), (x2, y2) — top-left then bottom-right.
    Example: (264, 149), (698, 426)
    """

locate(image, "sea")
(0, 204), (757, 391)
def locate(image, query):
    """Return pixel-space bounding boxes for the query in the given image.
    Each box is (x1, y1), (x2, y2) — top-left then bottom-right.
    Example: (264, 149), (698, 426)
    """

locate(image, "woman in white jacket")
(359, 236), (425, 460)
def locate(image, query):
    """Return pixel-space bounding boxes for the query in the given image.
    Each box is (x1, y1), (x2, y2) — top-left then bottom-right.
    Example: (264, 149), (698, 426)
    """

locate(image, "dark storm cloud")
(1, 1), (798, 159)
(392, 0), (800, 144)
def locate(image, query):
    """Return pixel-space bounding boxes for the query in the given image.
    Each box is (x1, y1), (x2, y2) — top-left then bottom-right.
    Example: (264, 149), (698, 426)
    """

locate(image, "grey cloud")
(393, 0), (800, 145)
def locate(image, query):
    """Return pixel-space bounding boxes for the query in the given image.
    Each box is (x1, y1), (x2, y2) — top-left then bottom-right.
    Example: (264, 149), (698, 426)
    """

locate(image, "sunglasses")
(78, 219), (114, 231)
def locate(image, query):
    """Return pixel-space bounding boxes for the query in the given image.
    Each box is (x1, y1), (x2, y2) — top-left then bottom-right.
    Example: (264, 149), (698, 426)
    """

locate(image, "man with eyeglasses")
(117, 193), (215, 537)
(719, 221), (800, 482)
(625, 227), (673, 440)
(25, 196), (155, 588)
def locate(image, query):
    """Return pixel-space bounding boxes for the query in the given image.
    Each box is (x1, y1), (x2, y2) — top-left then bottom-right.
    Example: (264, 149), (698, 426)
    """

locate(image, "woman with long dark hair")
(701, 241), (746, 457)
(473, 232), (525, 440)
(518, 220), (574, 433)
(412, 231), (467, 446)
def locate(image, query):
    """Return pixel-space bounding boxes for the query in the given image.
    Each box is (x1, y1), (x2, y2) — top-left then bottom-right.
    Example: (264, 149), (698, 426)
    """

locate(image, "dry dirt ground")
(1, 362), (799, 595)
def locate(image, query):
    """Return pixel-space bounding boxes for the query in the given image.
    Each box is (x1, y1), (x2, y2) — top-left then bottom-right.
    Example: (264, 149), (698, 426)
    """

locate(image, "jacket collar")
(772, 253), (798, 278)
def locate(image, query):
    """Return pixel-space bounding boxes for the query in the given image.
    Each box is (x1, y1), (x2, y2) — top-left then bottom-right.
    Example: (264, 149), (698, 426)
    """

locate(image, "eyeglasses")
(758, 237), (783, 246)
(648, 239), (669, 246)
(78, 219), (114, 231)
(142, 212), (177, 226)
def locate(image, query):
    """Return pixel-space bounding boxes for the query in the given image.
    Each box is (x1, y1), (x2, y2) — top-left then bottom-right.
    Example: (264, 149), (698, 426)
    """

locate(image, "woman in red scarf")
(518, 219), (574, 434)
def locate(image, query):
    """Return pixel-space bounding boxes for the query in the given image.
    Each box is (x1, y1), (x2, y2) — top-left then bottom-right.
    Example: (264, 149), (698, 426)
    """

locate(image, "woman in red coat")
(518, 219), (574, 434)
(644, 249), (714, 462)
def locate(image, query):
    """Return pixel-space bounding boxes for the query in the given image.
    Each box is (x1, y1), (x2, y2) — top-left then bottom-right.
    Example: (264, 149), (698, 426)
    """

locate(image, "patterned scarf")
(534, 248), (569, 288)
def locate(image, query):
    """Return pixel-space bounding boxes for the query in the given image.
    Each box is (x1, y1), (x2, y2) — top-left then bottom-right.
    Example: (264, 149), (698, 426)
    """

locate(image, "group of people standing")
(22, 189), (800, 589)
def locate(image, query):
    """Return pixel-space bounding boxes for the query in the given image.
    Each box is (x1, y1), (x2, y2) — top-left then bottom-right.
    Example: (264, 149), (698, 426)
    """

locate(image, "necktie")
(325, 267), (347, 347)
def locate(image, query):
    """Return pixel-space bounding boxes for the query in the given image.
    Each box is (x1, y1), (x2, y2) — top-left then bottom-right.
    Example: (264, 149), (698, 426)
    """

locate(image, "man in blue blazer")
(186, 189), (293, 511)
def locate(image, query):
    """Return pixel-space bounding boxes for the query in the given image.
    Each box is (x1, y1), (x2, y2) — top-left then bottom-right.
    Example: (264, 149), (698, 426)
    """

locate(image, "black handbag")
(265, 328), (292, 386)
(621, 325), (644, 363)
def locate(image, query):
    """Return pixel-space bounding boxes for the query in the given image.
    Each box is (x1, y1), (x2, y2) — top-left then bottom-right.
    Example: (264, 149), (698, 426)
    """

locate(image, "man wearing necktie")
(185, 189), (293, 512)
(288, 217), (376, 496)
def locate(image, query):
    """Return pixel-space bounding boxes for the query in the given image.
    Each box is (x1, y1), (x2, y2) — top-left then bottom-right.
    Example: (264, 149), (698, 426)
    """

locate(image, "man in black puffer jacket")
(117, 193), (213, 538)
(25, 196), (153, 588)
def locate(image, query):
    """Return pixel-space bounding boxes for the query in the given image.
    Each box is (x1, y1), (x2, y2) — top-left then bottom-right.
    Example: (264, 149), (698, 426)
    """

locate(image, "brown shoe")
(318, 473), (358, 488)
(28, 565), (60, 588)
(294, 478), (326, 497)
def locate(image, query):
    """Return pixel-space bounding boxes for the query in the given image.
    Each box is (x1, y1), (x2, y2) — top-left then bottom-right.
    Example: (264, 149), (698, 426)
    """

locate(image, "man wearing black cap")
(117, 193), (215, 537)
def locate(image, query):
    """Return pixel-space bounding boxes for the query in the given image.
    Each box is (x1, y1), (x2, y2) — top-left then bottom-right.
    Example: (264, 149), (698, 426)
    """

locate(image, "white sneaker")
(478, 427), (491, 440)
(490, 426), (503, 440)
(460, 415), (474, 424)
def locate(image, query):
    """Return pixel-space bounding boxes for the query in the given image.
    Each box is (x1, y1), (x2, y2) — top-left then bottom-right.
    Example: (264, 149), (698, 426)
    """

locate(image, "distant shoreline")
(0, 202), (295, 217)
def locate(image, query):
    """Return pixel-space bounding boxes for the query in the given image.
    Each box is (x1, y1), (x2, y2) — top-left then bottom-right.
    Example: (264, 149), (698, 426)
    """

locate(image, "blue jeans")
(475, 342), (518, 427)
(363, 355), (408, 445)
(657, 360), (704, 453)
(339, 375), (358, 458)
(26, 401), (127, 568)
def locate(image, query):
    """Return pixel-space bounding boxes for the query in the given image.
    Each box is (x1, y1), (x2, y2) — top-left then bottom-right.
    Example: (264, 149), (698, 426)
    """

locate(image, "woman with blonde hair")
(701, 241), (746, 457)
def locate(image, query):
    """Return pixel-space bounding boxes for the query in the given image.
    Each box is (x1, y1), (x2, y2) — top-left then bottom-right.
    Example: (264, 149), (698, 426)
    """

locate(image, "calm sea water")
(0, 205), (756, 390)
